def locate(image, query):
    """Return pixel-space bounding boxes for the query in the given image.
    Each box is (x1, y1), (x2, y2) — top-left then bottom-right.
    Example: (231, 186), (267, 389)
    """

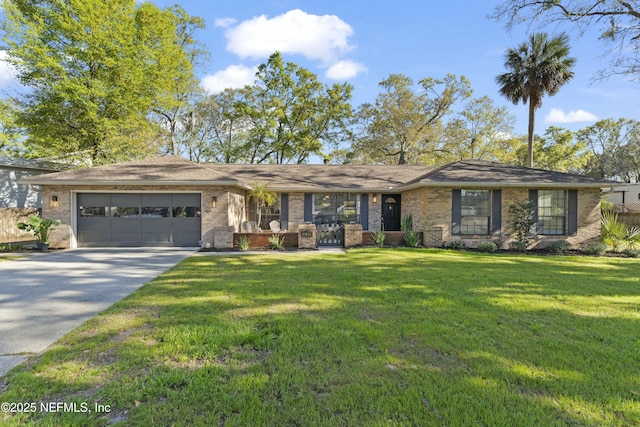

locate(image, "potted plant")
(17, 216), (61, 250)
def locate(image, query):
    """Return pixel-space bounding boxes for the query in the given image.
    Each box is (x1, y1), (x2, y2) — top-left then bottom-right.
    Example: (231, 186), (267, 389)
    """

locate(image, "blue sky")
(2, 0), (639, 139)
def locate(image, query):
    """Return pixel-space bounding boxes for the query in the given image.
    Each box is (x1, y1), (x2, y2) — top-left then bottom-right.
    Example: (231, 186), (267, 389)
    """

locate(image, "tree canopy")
(496, 32), (575, 167)
(578, 118), (640, 182)
(1, 0), (203, 165)
(237, 52), (353, 164)
(491, 0), (640, 80)
(349, 73), (472, 165)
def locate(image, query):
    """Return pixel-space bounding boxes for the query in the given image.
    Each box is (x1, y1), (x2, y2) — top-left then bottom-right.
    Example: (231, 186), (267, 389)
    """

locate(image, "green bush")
(477, 241), (498, 253)
(622, 248), (639, 258)
(492, 238), (505, 250)
(509, 200), (536, 249)
(371, 230), (386, 247)
(509, 241), (528, 253)
(581, 242), (607, 256)
(446, 240), (466, 250)
(235, 235), (250, 251)
(545, 240), (571, 254)
(401, 215), (421, 247)
(268, 234), (286, 250)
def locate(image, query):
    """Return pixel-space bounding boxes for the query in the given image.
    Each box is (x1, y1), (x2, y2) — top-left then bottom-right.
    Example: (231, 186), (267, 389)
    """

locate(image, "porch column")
(297, 223), (316, 249)
(343, 223), (363, 248)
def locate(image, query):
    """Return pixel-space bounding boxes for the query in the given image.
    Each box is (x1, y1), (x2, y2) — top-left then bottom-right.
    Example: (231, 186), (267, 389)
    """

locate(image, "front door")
(382, 194), (401, 231)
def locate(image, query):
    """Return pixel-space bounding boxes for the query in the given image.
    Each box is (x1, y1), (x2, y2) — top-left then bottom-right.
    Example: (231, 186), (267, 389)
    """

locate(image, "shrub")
(509, 241), (528, 253)
(492, 238), (505, 250)
(508, 200), (536, 250)
(477, 241), (497, 253)
(545, 240), (571, 254)
(600, 210), (640, 252)
(403, 231), (421, 247)
(235, 235), (250, 251)
(446, 240), (466, 250)
(622, 248), (639, 258)
(371, 230), (386, 247)
(401, 215), (421, 247)
(268, 234), (286, 250)
(581, 242), (607, 256)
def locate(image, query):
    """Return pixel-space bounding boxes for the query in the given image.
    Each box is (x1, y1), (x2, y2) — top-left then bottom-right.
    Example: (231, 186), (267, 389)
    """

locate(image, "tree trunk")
(527, 100), (536, 168)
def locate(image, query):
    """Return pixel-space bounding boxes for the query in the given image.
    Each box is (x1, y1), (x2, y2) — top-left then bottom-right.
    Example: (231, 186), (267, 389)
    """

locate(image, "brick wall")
(288, 192), (305, 231)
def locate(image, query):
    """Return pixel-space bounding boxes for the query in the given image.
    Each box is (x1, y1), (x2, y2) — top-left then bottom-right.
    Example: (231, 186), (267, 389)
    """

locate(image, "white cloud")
(214, 17), (237, 28)
(0, 51), (18, 87)
(545, 108), (598, 124)
(200, 64), (256, 93)
(325, 60), (367, 80)
(222, 9), (354, 64)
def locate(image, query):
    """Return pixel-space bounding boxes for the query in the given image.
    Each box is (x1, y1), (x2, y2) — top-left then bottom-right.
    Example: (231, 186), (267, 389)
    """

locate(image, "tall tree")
(442, 95), (516, 161)
(496, 32), (575, 168)
(237, 52), (353, 164)
(491, 0), (640, 80)
(350, 73), (471, 165)
(514, 126), (592, 173)
(1, 0), (203, 165)
(181, 88), (252, 163)
(577, 118), (640, 182)
(151, 6), (207, 158)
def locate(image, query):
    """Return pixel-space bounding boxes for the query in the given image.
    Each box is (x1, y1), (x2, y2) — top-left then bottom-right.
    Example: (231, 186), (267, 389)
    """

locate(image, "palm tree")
(248, 182), (277, 229)
(496, 32), (575, 168)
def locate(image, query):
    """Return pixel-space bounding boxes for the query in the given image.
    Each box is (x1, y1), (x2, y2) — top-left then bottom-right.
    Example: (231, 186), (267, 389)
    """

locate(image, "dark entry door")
(382, 194), (401, 231)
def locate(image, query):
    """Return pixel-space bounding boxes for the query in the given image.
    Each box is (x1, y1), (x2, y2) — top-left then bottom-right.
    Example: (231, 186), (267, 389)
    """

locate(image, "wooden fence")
(0, 208), (39, 243)
(618, 213), (640, 227)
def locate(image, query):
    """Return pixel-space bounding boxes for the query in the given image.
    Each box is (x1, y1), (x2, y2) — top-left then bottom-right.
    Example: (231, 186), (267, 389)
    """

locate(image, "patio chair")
(269, 220), (281, 233)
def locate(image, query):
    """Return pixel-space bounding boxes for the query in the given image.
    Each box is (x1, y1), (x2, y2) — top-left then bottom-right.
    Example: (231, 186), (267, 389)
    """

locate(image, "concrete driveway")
(0, 248), (195, 376)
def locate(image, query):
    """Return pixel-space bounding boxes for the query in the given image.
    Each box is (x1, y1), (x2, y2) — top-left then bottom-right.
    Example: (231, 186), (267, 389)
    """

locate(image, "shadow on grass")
(2, 248), (639, 426)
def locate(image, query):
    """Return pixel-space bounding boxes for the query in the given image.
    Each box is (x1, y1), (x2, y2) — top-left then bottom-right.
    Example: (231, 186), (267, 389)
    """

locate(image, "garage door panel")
(141, 218), (170, 232)
(78, 218), (109, 232)
(141, 232), (171, 244)
(110, 219), (140, 233)
(77, 193), (201, 247)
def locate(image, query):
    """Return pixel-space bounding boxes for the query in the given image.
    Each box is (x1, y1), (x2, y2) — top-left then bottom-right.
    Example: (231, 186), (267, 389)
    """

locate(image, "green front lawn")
(2, 249), (639, 426)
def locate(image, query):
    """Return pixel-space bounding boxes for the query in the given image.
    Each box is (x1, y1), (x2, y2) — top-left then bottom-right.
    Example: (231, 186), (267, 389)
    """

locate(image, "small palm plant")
(248, 182), (277, 230)
(401, 215), (421, 247)
(17, 216), (61, 249)
(268, 234), (286, 250)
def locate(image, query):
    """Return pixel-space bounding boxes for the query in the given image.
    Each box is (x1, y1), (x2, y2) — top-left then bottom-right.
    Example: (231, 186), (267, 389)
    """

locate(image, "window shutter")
(451, 189), (461, 235)
(491, 189), (502, 235)
(529, 189), (538, 234)
(361, 194), (369, 230)
(304, 193), (313, 223)
(280, 193), (289, 229)
(568, 190), (578, 235)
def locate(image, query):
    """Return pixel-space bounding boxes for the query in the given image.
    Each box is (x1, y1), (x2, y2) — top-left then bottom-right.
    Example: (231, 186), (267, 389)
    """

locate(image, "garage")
(77, 193), (201, 247)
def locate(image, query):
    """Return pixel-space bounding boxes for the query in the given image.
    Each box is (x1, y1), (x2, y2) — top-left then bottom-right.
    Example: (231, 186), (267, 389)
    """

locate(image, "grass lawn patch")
(1, 249), (639, 426)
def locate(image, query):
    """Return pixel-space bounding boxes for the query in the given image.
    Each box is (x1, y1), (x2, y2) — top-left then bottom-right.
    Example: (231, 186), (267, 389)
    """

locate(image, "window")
(452, 189), (501, 236)
(79, 206), (107, 217)
(537, 190), (566, 235)
(313, 194), (361, 225)
(249, 194), (281, 230)
(460, 190), (491, 235)
(172, 206), (201, 218)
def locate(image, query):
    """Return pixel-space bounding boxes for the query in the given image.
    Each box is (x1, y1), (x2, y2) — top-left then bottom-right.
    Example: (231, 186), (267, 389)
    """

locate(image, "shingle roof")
(22, 156), (613, 190)
(406, 159), (611, 188)
(21, 156), (243, 186)
(202, 164), (433, 191)
(0, 156), (62, 171)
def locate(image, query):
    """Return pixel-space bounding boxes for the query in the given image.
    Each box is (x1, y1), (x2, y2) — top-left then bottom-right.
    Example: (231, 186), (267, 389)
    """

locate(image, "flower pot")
(36, 242), (49, 251)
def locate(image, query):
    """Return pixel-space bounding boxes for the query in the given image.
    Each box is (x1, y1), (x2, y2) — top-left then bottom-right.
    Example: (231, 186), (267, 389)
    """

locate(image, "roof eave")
(397, 181), (613, 191)
(19, 179), (250, 189)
